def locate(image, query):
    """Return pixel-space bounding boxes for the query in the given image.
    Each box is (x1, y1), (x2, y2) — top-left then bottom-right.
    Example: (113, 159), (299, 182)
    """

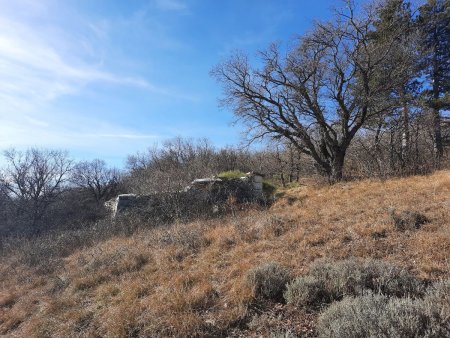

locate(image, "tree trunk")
(401, 102), (410, 169)
(389, 128), (396, 174)
(280, 173), (286, 188)
(432, 107), (443, 162)
(432, 25), (443, 163)
(374, 119), (384, 176)
(328, 151), (346, 183)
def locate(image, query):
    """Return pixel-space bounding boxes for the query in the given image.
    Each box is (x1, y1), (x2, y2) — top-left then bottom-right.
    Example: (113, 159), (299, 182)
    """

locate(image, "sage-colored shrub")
(283, 258), (425, 310)
(246, 262), (291, 302)
(318, 294), (427, 338)
(424, 279), (450, 318)
(318, 292), (450, 338)
(309, 258), (424, 299)
(284, 276), (330, 307)
(423, 280), (450, 336)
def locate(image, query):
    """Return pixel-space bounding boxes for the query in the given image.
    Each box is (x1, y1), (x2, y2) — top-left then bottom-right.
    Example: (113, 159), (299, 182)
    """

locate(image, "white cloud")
(0, 16), (159, 108)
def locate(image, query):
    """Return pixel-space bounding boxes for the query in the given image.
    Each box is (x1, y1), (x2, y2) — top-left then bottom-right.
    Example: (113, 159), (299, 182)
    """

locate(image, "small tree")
(0, 148), (72, 227)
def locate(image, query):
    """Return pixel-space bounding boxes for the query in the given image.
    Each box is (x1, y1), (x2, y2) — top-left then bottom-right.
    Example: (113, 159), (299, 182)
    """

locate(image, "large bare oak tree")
(212, 1), (410, 182)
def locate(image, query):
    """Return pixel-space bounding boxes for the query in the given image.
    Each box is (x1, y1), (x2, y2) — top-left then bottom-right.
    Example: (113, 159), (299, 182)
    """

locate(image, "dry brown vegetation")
(1, 171), (449, 337)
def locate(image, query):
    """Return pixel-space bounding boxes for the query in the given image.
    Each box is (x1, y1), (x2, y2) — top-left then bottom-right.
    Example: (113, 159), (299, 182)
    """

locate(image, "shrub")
(262, 181), (277, 196)
(318, 294), (387, 338)
(423, 280), (450, 336)
(318, 293), (449, 338)
(309, 258), (424, 299)
(388, 208), (429, 231)
(283, 258), (424, 309)
(269, 329), (296, 338)
(155, 223), (210, 253)
(424, 280), (450, 318)
(284, 276), (330, 308)
(246, 262), (292, 302)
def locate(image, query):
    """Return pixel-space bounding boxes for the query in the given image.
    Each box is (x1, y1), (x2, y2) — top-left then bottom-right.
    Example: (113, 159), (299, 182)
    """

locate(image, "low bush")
(308, 258), (424, 299)
(317, 293), (450, 338)
(262, 181), (277, 197)
(284, 276), (330, 308)
(246, 262), (292, 302)
(423, 279), (450, 334)
(269, 329), (296, 338)
(284, 258), (425, 308)
(0, 216), (147, 273)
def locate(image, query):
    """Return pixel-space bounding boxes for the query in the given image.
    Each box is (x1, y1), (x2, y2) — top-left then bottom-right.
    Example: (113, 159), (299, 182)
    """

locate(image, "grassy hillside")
(1, 171), (449, 337)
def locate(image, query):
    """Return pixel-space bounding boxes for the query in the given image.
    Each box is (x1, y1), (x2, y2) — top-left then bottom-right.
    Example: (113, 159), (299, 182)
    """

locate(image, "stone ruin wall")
(105, 172), (264, 218)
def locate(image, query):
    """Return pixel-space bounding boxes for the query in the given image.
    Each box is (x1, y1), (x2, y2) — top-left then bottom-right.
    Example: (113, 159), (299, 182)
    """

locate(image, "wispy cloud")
(155, 0), (188, 12)
(0, 17), (161, 109)
(92, 133), (158, 140)
(0, 0), (196, 114)
(0, 111), (161, 162)
(0, 0), (197, 164)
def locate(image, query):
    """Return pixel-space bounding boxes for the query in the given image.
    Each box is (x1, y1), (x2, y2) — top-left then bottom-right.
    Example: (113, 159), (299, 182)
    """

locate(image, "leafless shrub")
(0, 215), (149, 273)
(261, 214), (292, 237)
(345, 115), (441, 180)
(154, 222), (210, 253)
(269, 329), (297, 338)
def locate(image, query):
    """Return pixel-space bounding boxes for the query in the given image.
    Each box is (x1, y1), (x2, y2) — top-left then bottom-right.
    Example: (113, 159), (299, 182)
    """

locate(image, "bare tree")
(126, 138), (219, 194)
(212, 1), (413, 182)
(71, 159), (122, 203)
(0, 148), (72, 227)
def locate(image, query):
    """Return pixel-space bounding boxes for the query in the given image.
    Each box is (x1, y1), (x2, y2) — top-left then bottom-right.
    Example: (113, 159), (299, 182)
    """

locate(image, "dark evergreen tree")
(371, 0), (420, 170)
(417, 0), (450, 160)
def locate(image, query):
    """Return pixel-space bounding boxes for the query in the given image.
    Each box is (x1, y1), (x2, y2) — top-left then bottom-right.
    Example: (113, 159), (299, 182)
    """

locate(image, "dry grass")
(0, 171), (449, 337)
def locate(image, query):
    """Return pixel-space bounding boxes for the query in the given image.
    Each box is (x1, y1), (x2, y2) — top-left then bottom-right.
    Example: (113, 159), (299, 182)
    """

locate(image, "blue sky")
(0, 0), (336, 167)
